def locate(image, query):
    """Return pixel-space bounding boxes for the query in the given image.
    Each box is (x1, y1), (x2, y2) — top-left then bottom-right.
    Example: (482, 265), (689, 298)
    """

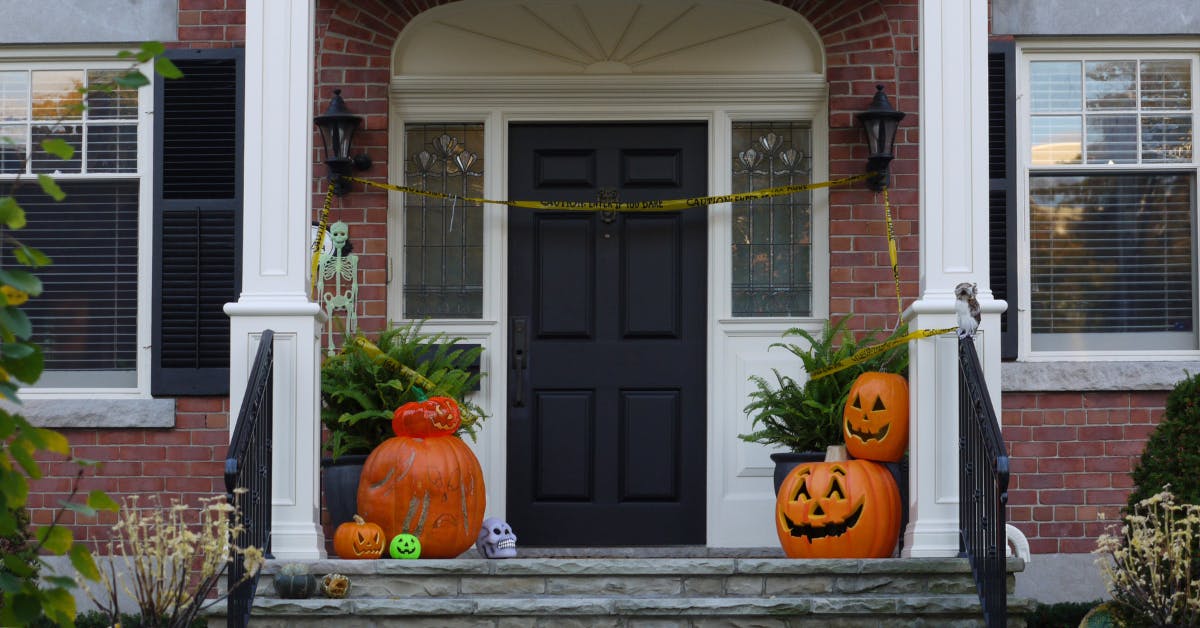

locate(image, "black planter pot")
(320, 454), (368, 528)
(770, 451), (826, 495)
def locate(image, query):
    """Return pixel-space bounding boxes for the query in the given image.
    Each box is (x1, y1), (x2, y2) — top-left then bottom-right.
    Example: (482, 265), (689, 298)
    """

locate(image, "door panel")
(508, 123), (707, 546)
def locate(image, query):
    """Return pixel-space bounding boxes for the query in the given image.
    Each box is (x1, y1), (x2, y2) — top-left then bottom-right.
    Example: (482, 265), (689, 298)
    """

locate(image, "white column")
(904, 0), (1004, 557)
(225, 0), (326, 559)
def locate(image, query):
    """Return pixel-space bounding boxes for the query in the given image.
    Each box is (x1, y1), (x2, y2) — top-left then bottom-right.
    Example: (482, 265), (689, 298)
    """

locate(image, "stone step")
(205, 556), (1033, 627)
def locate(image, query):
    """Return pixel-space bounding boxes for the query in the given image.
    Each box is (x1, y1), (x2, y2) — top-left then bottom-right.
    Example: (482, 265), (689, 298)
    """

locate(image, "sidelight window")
(730, 121), (813, 317)
(402, 123), (484, 319)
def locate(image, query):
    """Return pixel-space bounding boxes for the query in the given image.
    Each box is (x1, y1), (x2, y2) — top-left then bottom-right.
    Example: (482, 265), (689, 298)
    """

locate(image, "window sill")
(2, 398), (175, 429)
(1001, 361), (1200, 392)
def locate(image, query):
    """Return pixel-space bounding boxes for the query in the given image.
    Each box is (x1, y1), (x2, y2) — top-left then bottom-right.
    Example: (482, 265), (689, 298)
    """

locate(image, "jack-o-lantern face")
(332, 514), (385, 559)
(775, 460), (901, 559)
(389, 533), (422, 559)
(842, 372), (909, 462)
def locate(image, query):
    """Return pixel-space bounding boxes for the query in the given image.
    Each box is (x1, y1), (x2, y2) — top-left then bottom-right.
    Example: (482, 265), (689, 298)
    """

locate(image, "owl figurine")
(955, 282), (981, 340)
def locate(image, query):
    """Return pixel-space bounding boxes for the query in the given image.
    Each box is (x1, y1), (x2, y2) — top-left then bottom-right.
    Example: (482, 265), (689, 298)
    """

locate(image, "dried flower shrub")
(79, 494), (265, 628)
(1094, 488), (1200, 627)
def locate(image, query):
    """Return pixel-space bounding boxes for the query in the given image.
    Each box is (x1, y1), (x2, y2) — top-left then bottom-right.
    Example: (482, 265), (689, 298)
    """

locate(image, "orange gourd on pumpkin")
(358, 393), (485, 559)
(332, 514), (385, 559)
(842, 372), (909, 462)
(775, 459), (900, 558)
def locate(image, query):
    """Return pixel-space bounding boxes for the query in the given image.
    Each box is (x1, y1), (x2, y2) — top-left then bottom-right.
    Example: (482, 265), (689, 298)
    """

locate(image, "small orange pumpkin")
(842, 372), (909, 462)
(332, 514), (385, 559)
(360, 395), (485, 559)
(775, 459), (900, 558)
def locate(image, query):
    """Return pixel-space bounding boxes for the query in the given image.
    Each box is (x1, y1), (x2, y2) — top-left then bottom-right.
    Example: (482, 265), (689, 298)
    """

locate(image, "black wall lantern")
(857, 84), (905, 192)
(314, 88), (372, 196)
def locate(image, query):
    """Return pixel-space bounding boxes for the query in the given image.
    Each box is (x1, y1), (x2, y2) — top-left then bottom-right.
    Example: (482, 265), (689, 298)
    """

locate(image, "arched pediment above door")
(391, 0), (824, 76)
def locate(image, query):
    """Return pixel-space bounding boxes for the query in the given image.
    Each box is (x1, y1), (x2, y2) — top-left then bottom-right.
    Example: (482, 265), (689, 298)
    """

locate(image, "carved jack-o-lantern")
(842, 372), (909, 462)
(332, 514), (385, 559)
(775, 459), (901, 558)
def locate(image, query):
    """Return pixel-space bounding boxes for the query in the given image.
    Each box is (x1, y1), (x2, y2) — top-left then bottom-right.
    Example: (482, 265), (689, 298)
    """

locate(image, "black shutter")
(152, 49), (244, 396)
(988, 41), (1017, 360)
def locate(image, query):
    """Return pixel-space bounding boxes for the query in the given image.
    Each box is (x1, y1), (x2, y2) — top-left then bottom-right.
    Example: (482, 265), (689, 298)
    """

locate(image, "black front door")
(507, 123), (708, 546)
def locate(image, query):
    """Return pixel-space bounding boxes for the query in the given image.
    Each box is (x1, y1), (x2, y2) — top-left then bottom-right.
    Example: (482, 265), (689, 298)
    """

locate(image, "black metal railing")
(224, 329), (275, 628)
(958, 336), (1010, 628)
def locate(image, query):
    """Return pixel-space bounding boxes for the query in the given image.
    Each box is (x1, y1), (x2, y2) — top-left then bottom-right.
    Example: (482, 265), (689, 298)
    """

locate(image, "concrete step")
(205, 555), (1033, 627)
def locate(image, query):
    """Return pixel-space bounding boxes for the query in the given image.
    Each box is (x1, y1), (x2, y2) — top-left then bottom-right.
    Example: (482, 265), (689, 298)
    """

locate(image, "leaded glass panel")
(403, 124), (484, 318)
(731, 122), (812, 317)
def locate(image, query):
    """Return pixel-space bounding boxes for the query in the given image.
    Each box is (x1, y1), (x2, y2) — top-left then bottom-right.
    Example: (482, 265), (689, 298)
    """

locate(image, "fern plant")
(320, 322), (486, 459)
(739, 317), (909, 453)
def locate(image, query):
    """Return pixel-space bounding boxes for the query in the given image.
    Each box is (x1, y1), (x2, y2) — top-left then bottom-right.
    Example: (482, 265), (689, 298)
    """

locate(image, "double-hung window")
(0, 55), (147, 389)
(1019, 48), (1198, 356)
(1, 49), (242, 397)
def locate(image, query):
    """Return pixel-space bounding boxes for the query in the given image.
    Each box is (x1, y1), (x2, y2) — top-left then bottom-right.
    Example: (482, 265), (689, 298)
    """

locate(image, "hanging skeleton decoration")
(475, 517), (518, 559)
(319, 220), (359, 354)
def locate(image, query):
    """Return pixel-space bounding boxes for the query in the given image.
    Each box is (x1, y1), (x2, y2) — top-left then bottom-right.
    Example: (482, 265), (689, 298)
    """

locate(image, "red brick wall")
(1002, 391), (1166, 554)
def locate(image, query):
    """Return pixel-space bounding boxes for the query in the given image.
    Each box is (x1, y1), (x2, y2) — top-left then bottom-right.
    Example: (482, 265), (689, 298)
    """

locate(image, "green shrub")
(1127, 372), (1200, 510)
(1024, 600), (1105, 628)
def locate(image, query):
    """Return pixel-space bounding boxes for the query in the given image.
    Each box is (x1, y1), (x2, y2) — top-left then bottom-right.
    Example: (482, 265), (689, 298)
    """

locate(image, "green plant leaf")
(0, 269), (43, 295)
(0, 196), (26, 229)
(0, 470), (28, 510)
(39, 586), (77, 627)
(2, 553), (34, 578)
(35, 524), (73, 554)
(0, 571), (19, 593)
(62, 500), (96, 517)
(1, 343), (43, 384)
(41, 138), (76, 161)
(30, 426), (70, 456)
(9, 437), (39, 478)
(0, 306), (33, 341)
(12, 244), (52, 268)
(87, 489), (120, 512)
(1, 342), (34, 359)
(155, 56), (183, 79)
(137, 41), (166, 62)
(69, 543), (100, 581)
(115, 72), (150, 89)
(36, 174), (66, 202)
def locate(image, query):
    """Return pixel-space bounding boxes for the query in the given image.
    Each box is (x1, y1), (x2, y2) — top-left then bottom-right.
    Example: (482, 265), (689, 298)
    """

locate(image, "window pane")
(1031, 116), (1082, 164)
(0, 71), (28, 121)
(1142, 116), (1192, 163)
(85, 70), (137, 120)
(731, 122), (812, 317)
(1086, 61), (1136, 110)
(1086, 115), (1137, 164)
(88, 124), (137, 173)
(403, 124), (484, 319)
(1029, 173), (1195, 352)
(0, 124), (26, 174)
(1141, 60), (1191, 110)
(31, 123), (81, 173)
(1031, 61), (1081, 112)
(31, 70), (83, 120)
(6, 180), (139, 386)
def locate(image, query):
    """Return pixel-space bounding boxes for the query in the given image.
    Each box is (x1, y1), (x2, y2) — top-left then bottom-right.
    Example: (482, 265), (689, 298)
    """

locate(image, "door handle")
(511, 317), (528, 407)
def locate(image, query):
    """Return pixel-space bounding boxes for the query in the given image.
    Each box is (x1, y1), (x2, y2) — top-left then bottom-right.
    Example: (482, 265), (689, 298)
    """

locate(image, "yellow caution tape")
(310, 183), (336, 300)
(882, 186), (903, 317)
(809, 327), (958, 381)
(351, 336), (437, 390)
(344, 173), (873, 212)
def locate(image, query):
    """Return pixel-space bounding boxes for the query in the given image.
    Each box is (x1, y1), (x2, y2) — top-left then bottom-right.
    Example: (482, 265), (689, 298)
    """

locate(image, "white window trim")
(0, 47), (156, 401)
(1014, 39), (1200, 363)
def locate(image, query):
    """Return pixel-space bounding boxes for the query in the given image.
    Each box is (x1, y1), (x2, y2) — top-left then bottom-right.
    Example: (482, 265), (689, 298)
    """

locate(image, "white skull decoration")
(475, 517), (518, 559)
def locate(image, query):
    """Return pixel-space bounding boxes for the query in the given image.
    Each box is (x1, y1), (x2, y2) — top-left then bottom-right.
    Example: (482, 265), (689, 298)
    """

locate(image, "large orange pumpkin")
(358, 395), (485, 558)
(775, 459), (900, 558)
(842, 372), (909, 462)
(332, 514), (385, 559)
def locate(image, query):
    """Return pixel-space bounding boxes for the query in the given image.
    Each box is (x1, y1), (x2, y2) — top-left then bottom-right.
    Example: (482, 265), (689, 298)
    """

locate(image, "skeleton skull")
(475, 517), (517, 559)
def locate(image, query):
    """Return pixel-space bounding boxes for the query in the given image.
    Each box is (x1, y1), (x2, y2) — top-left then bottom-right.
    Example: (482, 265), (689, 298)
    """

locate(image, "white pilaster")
(904, 0), (1004, 557)
(225, 0), (325, 559)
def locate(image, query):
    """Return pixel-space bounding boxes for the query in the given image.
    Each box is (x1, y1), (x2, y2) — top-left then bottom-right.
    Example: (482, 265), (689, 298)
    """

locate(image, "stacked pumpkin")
(331, 393), (486, 560)
(775, 372), (908, 559)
